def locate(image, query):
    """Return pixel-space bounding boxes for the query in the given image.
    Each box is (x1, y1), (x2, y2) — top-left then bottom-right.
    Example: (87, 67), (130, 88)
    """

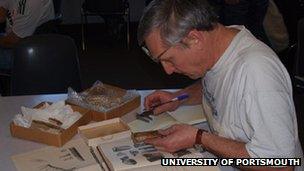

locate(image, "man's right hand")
(144, 90), (180, 115)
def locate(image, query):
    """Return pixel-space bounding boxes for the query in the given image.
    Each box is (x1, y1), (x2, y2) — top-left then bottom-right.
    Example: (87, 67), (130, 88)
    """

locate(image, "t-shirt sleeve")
(12, 0), (41, 38)
(242, 91), (297, 158)
(239, 54), (297, 158)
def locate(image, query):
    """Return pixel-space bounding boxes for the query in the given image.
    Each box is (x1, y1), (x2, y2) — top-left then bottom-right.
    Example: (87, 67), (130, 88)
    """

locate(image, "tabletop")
(0, 90), (159, 171)
(0, 90), (224, 171)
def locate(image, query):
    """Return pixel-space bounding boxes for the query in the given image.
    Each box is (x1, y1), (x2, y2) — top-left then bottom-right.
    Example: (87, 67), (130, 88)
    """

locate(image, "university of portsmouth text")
(235, 158), (301, 166)
(161, 158), (218, 166)
(161, 158), (301, 166)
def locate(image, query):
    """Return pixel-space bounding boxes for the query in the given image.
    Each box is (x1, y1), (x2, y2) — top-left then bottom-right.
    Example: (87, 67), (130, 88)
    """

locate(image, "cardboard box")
(68, 84), (141, 122)
(10, 102), (91, 147)
(78, 118), (131, 147)
(90, 95), (140, 121)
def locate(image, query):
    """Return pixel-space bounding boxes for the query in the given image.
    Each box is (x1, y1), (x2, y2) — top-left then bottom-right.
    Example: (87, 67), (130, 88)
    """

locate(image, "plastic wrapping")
(67, 81), (140, 113)
(13, 101), (82, 132)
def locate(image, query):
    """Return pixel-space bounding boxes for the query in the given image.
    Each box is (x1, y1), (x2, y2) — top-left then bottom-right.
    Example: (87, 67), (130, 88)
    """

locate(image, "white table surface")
(0, 90), (224, 171)
(0, 94), (68, 171)
(0, 90), (160, 171)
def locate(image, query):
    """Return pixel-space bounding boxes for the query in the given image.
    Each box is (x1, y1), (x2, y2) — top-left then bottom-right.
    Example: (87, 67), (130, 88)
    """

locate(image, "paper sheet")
(11, 139), (99, 171)
(98, 137), (219, 171)
(128, 105), (206, 133)
(167, 105), (206, 125)
(98, 137), (172, 171)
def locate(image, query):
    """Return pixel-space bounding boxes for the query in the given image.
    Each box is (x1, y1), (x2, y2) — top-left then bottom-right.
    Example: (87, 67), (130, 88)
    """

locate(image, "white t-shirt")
(0, 0), (54, 38)
(202, 25), (303, 170)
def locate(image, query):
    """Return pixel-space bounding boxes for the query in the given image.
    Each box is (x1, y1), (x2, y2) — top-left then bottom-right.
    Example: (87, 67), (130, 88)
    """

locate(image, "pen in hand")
(137, 93), (189, 122)
(148, 93), (189, 110)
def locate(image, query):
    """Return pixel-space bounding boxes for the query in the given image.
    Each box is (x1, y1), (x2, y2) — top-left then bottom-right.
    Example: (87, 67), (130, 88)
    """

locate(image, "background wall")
(61, 0), (146, 24)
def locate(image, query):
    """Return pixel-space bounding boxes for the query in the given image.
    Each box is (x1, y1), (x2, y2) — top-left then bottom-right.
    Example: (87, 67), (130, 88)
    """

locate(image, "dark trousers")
(0, 34), (12, 95)
(0, 47), (13, 70)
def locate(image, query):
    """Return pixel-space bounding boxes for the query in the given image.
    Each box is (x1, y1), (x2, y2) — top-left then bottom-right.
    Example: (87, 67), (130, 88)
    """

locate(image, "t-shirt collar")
(207, 25), (247, 75)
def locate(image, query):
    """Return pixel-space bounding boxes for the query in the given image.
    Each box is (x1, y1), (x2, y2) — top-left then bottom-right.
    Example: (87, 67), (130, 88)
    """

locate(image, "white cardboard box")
(78, 118), (131, 147)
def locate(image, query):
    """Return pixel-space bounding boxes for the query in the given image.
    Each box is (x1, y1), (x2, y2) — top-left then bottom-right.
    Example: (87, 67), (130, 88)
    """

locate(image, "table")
(0, 90), (159, 171)
(0, 90), (224, 171)
(0, 94), (68, 171)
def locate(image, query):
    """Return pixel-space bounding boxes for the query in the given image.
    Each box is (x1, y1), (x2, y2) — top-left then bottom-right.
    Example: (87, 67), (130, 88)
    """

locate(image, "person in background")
(138, 0), (303, 170)
(211, 0), (270, 46)
(263, 0), (289, 53)
(0, 0), (54, 70)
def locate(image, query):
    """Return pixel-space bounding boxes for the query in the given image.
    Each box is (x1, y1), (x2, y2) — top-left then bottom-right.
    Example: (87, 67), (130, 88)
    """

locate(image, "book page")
(167, 105), (206, 125)
(98, 137), (220, 171)
(98, 137), (173, 171)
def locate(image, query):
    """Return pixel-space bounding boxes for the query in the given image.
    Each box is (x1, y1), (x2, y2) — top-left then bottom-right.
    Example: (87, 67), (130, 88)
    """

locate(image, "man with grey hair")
(138, 0), (303, 170)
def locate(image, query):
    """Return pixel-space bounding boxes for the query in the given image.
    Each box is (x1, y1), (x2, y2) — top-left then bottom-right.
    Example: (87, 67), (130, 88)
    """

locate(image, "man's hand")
(145, 124), (198, 153)
(144, 90), (181, 115)
(224, 0), (240, 5)
(144, 81), (203, 115)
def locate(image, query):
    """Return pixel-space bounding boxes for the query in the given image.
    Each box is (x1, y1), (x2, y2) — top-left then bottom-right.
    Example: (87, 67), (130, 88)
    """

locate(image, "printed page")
(11, 139), (97, 171)
(98, 136), (173, 171)
(98, 137), (220, 171)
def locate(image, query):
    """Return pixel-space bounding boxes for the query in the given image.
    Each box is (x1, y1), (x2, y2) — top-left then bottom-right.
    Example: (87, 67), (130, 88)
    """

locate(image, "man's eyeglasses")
(141, 44), (170, 63)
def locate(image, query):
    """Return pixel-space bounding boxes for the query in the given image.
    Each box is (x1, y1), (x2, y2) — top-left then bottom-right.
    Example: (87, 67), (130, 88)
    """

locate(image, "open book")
(97, 136), (219, 171)
(128, 105), (206, 133)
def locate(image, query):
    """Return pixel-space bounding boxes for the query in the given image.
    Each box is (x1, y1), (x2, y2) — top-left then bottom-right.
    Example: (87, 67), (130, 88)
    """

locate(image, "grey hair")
(137, 0), (218, 47)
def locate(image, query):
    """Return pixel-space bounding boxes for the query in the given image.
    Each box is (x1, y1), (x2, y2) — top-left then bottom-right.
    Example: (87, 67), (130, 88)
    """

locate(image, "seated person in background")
(0, 0), (54, 69)
(211, 0), (270, 46)
(138, 0), (303, 170)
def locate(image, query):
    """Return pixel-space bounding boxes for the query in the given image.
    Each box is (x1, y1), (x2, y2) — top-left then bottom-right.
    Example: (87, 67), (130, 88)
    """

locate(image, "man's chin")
(187, 74), (200, 80)
(178, 72), (201, 79)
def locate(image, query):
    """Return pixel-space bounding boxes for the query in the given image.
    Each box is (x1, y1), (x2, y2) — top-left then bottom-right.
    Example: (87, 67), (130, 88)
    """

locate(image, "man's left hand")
(145, 124), (198, 153)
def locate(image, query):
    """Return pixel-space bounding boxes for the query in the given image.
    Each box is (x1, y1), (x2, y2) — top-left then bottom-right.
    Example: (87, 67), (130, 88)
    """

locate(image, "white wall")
(61, 0), (146, 24)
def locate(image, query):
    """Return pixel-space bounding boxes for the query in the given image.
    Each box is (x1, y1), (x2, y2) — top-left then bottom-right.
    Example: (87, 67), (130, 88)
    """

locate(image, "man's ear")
(182, 29), (204, 50)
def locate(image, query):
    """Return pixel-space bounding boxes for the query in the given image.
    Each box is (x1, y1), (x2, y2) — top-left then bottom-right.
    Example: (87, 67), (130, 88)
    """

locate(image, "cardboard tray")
(78, 118), (131, 147)
(90, 95), (140, 121)
(10, 102), (91, 147)
(68, 84), (141, 122)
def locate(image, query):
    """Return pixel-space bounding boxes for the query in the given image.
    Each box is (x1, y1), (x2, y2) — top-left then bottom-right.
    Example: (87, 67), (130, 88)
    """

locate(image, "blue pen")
(136, 93), (190, 122)
(150, 93), (189, 109)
